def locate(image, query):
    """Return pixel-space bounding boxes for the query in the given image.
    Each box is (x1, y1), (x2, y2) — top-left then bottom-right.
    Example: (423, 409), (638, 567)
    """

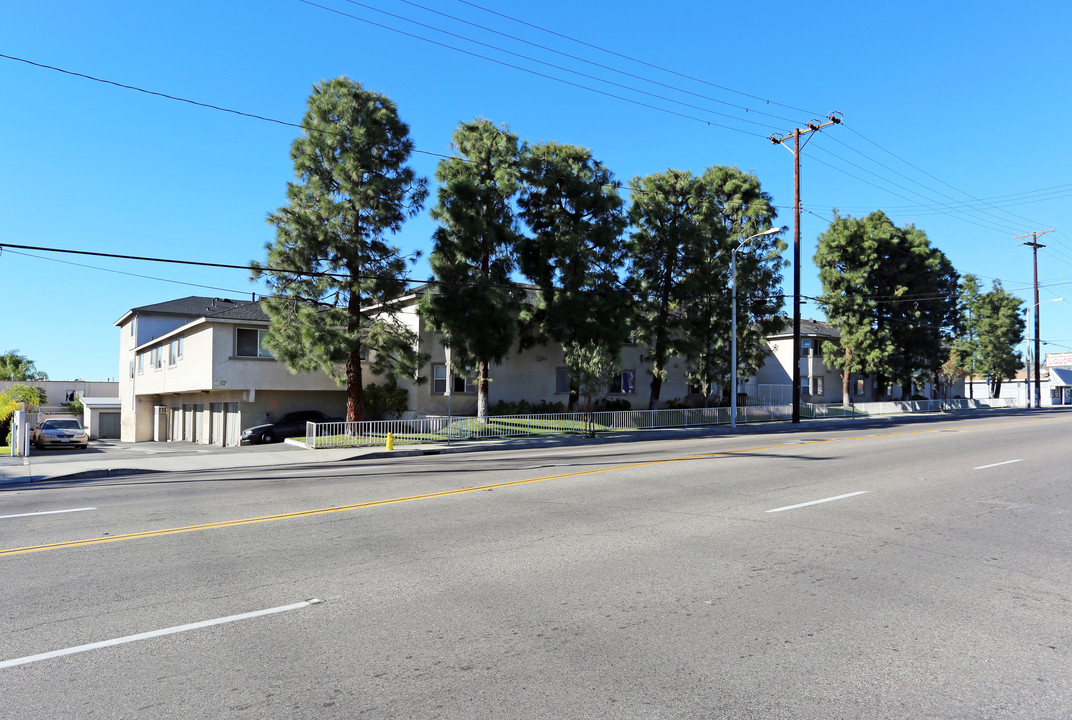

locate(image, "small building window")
(432, 363), (476, 394)
(608, 370), (635, 395)
(811, 376), (824, 395)
(236, 328), (273, 358)
(555, 367), (571, 394)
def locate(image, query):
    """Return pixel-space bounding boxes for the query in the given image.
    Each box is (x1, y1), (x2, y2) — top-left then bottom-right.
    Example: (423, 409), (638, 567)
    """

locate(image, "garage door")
(98, 412), (121, 438)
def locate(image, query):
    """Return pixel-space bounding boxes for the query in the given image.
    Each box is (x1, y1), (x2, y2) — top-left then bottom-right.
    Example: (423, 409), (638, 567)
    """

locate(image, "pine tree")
(816, 211), (958, 401)
(254, 77), (428, 422)
(420, 119), (524, 419)
(516, 141), (629, 410)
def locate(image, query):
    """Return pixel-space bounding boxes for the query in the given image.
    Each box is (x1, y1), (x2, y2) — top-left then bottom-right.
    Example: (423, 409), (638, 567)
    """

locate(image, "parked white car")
(31, 419), (89, 450)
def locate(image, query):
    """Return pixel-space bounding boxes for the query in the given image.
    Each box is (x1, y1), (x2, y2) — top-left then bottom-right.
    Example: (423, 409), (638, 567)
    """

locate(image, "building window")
(811, 376), (825, 395)
(555, 367), (570, 394)
(608, 370), (635, 395)
(137, 353), (144, 374)
(168, 338), (180, 366)
(854, 378), (865, 396)
(432, 363), (476, 394)
(801, 338), (813, 356)
(236, 328), (273, 358)
(129, 360), (135, 379)
(150, 347), (163, 369)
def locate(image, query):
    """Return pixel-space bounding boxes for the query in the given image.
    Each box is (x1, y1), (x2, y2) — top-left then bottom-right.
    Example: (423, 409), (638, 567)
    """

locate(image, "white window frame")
(236, 328), (273, 359)
(431, 362), (475, 394)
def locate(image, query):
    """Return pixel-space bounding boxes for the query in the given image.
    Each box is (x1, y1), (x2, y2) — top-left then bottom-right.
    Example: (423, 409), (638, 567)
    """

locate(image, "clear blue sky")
(3, 0), (1070, 381)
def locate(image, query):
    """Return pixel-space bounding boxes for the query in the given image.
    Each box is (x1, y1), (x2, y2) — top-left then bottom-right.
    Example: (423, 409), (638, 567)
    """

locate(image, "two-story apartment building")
(115, 297), (345, 445)
(117, 296), (959, 446)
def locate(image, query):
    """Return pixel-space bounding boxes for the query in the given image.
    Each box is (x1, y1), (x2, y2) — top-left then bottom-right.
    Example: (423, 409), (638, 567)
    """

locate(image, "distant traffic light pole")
(1015, 229), (1055, 408)
(770, 113), (842, 423)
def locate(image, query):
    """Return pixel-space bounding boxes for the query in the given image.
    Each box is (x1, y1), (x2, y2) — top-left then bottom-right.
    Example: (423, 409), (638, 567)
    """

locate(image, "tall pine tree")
(420, 119), (524, 419)
(254, 78), (428, 422)
(516, 141), (629, 410)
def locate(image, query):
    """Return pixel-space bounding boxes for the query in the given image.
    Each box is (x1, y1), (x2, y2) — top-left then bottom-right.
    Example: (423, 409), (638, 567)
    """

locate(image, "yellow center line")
(2, 413), (1062, 557)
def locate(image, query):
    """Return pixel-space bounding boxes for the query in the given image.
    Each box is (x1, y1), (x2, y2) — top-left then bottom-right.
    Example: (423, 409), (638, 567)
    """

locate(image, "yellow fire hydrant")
(385, 432), (395, 451)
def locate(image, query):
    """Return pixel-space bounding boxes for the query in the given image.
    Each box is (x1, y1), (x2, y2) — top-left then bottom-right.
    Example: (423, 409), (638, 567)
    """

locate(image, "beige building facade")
(115, 297), (345, 445)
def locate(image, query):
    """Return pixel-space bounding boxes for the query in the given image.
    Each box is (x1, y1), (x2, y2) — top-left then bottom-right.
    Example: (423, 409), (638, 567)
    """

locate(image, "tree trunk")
(477, 360), (490, 420)
(648, 367), (662, 411)
(345, 349), (364, 422)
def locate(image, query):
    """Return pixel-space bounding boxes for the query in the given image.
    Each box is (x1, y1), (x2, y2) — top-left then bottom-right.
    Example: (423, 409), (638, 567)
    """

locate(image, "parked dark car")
(240, 410), (341, 445)
(31, 418), (89, 450)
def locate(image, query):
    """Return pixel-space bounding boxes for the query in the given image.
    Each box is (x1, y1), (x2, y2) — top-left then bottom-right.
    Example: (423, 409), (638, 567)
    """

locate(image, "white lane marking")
(0, 507), (96, 520)
(973, 459), (1024, 470)
(0, 599), (324, 670)
(766, 491), (870, 514)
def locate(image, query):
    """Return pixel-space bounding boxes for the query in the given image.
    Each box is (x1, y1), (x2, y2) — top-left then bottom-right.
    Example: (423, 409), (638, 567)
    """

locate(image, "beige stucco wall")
(398, 312), (692, 416)
(119, 314), (349, 443)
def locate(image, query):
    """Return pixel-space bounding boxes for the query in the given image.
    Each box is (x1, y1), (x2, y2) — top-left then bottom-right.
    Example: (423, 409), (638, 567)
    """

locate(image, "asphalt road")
(2, 411), (1071, 719)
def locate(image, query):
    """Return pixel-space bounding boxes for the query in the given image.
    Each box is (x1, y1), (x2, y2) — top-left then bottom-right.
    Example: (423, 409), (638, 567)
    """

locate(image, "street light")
(731, 227), (784, 428)
(1025, 297), (1063, 408)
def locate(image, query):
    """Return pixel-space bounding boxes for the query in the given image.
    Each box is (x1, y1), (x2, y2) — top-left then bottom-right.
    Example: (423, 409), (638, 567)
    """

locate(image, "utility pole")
(1015, 229), (1055, 408)
(770, 112), (842, 423)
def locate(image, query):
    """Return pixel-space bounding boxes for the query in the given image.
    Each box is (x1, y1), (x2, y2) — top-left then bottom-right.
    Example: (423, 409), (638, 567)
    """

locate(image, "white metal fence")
(306, 396), (1022, 449)
(306, 405), (801, 449)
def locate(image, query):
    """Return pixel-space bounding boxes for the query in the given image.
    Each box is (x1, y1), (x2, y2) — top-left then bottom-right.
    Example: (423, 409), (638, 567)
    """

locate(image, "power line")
(1, 247), (257, 296)
(811, 142), (1024, 234)
(391, 0), (807, 126)
(454, 0), (822, 117)
(299, 0), (768, 137)
(0, 52), (456, 161)
(842, 123), (1056, 233)
(331, 0), (784, 132)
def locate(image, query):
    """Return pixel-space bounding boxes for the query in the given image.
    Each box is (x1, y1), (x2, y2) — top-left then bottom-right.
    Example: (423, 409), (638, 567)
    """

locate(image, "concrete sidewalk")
(0, 438), (447, 485)
(0, 407), (1023, 487)
(0, 427), (719, 486)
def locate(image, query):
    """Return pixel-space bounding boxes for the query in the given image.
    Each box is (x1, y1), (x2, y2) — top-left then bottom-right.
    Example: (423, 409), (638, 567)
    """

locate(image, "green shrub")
(664, 397), (691, 410)
(489, 399), (567, 416)
(363, 382), (409, 420)
(594, 397), (632, 412)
